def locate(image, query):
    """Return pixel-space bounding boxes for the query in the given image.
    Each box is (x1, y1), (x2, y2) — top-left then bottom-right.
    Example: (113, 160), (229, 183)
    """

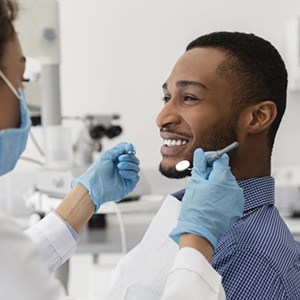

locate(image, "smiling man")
(104, 32), (300, 300)
(158, 47), (238, 179)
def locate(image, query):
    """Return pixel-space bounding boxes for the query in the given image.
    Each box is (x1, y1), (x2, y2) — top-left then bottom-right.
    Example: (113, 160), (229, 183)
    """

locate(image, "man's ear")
(244, 101), (277, 134)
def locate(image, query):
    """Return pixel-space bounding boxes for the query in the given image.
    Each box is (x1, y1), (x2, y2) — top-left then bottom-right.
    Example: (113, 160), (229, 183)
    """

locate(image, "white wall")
(57, 0), (300, 170)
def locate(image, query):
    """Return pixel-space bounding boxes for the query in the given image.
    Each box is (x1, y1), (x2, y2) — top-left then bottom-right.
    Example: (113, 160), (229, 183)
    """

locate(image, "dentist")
(0, 2), (139, 298)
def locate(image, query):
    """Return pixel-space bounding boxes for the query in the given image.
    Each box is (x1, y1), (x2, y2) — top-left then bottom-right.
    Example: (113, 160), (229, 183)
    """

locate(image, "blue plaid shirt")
(172, 177), (300, 299)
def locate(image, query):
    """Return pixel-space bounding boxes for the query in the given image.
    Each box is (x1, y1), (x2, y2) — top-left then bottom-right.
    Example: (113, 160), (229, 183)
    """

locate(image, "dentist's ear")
(243, 101), (277, 134)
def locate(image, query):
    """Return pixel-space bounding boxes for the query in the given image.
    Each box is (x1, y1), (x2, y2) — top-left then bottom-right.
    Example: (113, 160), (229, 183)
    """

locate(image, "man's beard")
(159, 114), (238, 179)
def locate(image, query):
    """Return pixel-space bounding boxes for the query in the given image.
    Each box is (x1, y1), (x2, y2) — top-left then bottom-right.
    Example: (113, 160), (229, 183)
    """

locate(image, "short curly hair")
(187, 32), (288, 152)
(0, 0), (18, 65)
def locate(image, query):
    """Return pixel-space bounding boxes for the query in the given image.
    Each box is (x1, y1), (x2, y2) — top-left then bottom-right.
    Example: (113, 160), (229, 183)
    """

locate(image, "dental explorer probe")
(175, 141), (239, 172)
(127, 144), (136, 155)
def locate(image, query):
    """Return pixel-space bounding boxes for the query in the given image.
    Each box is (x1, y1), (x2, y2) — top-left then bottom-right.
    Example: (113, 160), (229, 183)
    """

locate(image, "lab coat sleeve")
(24, 211), (78, 273)
(0, 215), (78, 300)
(161, 247), (226, 300)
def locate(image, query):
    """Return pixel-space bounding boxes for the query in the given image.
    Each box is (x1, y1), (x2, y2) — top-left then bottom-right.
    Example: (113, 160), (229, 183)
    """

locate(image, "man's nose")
(156, 101), (181, 129)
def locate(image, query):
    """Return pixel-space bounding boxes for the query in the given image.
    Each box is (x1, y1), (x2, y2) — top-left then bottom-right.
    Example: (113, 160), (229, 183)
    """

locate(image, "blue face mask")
(0, 71), (31, 176)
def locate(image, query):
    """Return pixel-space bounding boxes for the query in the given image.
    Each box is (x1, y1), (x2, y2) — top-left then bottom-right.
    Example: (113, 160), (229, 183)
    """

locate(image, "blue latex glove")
(71, 142), (140, 211)
(169, 148), (244, 250)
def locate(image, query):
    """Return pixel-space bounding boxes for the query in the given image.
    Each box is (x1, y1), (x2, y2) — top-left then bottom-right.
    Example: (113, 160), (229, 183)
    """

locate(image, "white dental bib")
(103, 194), (182, 300)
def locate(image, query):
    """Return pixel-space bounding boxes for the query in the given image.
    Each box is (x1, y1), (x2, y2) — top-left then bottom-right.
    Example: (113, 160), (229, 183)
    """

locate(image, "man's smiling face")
(156, 47), (239, 178)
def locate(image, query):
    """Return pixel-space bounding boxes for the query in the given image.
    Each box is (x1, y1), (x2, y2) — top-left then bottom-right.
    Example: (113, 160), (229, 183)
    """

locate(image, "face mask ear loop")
(0, 70), (21, 100)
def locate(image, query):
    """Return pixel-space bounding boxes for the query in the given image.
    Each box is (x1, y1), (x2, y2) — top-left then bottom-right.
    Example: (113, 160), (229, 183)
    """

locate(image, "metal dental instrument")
(206, 141), (239, 164)
(175, 141), (239, 172)
(175, 160), (192, 172)
(127, 145), (136, 155)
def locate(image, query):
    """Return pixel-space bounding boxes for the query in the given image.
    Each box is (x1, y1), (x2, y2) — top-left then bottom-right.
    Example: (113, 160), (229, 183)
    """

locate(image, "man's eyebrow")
(176, 80), (207, 89)
(162, 80), (207, 90)
(20, 56), (26, 63)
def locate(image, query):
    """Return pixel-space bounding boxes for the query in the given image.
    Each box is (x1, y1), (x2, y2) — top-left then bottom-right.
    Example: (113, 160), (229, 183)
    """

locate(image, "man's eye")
(22, 77), (30, 83)
(184, 95), (198, 101)
(161, 96), (171, 103)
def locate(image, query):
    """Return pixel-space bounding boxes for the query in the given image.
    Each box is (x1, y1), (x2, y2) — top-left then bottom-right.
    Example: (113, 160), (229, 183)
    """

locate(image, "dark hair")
(186, 31), (288, 152)
(0, 0), (18, 65)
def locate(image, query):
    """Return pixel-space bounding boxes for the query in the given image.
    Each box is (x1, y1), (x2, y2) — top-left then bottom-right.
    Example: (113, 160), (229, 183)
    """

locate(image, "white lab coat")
(162, 247), (225, 300)
(0, 213), (73, 300)
(0, 195), (225, 300)
(24, 212), (77, 273)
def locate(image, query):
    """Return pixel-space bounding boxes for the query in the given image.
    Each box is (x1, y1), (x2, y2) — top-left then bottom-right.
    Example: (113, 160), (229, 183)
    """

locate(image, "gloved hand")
(169, 148), (244, 250)
(71, 142), (140, 211)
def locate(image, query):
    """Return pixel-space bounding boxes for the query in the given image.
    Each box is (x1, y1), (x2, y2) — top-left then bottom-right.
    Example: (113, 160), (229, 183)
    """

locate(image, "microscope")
(73, 114), (122, 167)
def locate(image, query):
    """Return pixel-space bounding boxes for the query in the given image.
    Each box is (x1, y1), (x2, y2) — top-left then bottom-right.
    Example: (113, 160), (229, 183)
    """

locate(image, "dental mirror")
(175, 160), (192, 172)
(175, 141), (239, 172)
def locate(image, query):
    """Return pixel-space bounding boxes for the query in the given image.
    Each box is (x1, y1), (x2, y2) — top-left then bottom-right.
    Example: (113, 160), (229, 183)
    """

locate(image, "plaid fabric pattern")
(172, 177), (300, 299)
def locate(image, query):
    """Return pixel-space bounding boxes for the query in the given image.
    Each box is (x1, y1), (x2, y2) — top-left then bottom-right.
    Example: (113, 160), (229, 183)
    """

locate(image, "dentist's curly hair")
(0, 0), (18, 65)
(187, 32), (288, 153)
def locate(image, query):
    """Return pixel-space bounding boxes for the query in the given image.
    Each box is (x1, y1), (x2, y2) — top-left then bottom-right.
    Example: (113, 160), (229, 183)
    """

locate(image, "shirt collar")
(171, 176), (275, 213)
(237, 176), (274, 212)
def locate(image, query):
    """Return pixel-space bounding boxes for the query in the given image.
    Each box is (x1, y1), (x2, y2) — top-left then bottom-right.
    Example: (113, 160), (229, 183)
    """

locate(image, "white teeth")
(163, 139), (188, 147)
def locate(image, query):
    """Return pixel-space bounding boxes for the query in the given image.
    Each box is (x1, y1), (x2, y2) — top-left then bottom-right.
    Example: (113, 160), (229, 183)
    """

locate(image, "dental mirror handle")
(206, 141), (239, 164)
